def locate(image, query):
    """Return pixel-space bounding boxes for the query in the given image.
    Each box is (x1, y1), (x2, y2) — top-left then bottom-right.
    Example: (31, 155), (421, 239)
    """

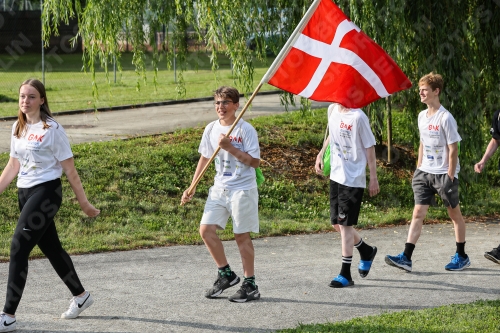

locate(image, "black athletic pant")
(3, 178), (85, 315)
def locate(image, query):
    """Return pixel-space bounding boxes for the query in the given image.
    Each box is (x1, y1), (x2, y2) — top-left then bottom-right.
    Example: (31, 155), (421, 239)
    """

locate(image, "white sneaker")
(0, 312), (16, 332)
(60, 291), (94, 319)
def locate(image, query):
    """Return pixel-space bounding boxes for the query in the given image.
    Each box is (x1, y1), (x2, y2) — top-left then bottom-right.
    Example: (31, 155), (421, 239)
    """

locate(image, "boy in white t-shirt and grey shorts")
(386, 72), (470, 272)
(181, 86), (261, 302)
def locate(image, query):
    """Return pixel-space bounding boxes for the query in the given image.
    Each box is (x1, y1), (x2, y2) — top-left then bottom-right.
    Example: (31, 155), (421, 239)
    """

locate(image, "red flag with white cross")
(261, 0), (412, 108)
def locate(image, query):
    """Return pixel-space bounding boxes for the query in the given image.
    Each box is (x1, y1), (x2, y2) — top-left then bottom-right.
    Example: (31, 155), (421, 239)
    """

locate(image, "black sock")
(339, 256), (352, 281)
(354, 238), (373, 260)
(218, 264), (232, 277)
(404, 243), (415, 260)
(244, 275), (256, 287)
(456, 242), (467, 258)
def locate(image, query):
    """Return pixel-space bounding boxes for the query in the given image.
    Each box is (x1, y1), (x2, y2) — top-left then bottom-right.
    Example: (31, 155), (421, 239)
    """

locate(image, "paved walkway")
(0, 94), (499, 332)
(0, 93), (330, 153)
(0, 223), (499, 332)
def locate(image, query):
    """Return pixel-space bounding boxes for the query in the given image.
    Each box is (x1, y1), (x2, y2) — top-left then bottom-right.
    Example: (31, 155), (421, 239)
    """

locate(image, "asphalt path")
(0, 92), (330, 153)
(1, 223), (499, 332)
(0, 93), (499, 332)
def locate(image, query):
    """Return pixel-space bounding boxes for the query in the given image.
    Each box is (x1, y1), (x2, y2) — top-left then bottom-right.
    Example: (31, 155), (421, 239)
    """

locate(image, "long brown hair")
(14, 79), (56, 138)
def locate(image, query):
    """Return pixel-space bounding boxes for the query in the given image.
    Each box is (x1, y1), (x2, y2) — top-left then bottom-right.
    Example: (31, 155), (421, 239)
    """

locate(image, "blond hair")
(418, 72), (444, 95)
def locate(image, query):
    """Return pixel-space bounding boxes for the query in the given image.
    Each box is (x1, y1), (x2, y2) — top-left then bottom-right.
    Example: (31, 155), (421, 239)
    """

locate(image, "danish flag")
(261, 0), (412, 108)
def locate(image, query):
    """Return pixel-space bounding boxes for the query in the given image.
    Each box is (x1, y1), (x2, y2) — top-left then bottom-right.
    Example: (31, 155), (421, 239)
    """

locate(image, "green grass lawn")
(1, 108), (500, 259)
(277, 299), (500, 333)
(0, 52), (278, 117)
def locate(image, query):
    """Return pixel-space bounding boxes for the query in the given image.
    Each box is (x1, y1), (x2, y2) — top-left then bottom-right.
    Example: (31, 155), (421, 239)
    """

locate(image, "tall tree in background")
(43, 0), (499, 200)
(335, 0), (500, 200)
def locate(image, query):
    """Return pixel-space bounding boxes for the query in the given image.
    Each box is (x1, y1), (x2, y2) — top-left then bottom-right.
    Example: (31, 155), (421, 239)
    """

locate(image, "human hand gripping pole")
(180, 83), (264, 206)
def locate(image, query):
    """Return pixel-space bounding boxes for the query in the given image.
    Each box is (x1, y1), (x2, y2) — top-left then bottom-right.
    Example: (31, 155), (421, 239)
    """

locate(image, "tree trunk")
(386, 96), (392, 164)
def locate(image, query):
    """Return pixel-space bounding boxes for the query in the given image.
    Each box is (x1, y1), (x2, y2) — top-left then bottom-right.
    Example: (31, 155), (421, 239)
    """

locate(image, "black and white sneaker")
(61, 291), (94, 319)
(0, 312), (17, 332)
(228, 281), (260, 303)
(205, 271), (240, 298)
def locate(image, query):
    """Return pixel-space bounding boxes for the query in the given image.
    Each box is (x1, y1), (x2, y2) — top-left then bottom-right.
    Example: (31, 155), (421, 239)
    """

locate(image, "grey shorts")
(412, 169), (459, 208)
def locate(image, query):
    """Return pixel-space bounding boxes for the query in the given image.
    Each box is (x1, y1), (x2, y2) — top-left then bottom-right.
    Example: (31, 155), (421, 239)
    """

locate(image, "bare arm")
(60, 157), (100, 217)
(181, 155), (210, 205)
(475, 138), (500, 173)
(417, 141), (423, 168)
(0, 157), (20, 194)
(365, 146), (379, 197)
(218, 135), (260, 168)
(447, 142), (459, 179)
(315, 134), (330, 175)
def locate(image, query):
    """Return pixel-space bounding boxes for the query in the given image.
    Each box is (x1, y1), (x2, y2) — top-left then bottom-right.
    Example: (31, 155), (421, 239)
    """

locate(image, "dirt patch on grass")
(260, 143), (417, 181)
(374, 144), (417, 180)
(260, 143), (320, 181)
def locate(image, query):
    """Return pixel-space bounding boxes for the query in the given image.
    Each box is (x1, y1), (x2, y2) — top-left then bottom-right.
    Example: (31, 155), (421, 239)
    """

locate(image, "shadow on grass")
(0, 94), (16, 103)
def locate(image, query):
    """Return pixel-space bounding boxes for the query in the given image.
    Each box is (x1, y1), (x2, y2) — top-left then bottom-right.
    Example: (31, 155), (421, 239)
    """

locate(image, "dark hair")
(14, 79), (56, 138)
(214, 86), (240, 103)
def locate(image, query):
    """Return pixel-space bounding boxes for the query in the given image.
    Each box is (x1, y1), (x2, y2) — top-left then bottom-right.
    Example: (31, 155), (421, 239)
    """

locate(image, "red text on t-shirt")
(340, 121), (353, 131)
(28, 134), (45, 142)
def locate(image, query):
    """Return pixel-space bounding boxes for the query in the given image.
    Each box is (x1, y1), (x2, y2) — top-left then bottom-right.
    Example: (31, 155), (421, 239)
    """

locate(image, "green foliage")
(341, 0), (500, 204)
(42, 0), (500, 205)
(42, 0), (311, 97)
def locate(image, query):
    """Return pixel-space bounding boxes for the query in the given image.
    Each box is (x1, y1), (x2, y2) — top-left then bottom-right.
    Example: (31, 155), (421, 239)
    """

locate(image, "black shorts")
(412, 169), (460, 208)
(329, 180), (364, 226)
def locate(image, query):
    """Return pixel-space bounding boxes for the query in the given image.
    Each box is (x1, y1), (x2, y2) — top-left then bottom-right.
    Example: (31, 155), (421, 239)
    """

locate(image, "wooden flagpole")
(181, 82), (263, 205)
(182, 0), (322, 205)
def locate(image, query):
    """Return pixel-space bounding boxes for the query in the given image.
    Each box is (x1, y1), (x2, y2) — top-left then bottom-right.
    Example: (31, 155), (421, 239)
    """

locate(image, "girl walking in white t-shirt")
(0, 79), (100, 332)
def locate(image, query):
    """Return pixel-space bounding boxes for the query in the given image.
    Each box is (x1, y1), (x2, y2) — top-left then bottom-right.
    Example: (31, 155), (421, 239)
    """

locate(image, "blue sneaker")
(385, 252), (412, 272)
(445, 253), (471, 271)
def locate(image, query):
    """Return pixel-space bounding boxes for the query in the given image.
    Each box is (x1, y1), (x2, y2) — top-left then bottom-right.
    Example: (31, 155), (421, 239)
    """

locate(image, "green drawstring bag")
(322, 119), (331, 177)
(256, 167), (265, 187)
(322, 145), (331, 177)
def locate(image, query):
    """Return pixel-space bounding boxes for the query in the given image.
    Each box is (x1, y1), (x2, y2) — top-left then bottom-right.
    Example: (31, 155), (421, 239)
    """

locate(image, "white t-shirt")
(199, 119), (260, 190)
(10, 119), (73, 188)
(418, 106), (461, 177)
(328, 104), (376, 188)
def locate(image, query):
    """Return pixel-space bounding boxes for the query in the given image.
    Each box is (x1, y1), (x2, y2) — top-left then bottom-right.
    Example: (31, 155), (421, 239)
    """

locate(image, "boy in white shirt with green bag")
(315, 103), (380, 288)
